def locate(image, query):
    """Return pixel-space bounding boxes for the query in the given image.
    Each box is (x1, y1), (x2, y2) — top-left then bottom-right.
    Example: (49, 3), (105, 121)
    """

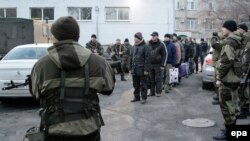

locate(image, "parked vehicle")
(0, 18), (51, 56)
(202, 48), (214, 90)
(0, 43), (51, 102)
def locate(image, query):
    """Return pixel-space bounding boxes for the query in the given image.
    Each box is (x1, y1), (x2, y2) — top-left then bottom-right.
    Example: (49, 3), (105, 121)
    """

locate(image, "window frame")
(186, 18), (198, 30)
(187, 0), (198, 10)
(30, 7), (54, 21)
(0, 8), (17, 18)
(68, 7), (93, 21)
(105, 7), (130, 22)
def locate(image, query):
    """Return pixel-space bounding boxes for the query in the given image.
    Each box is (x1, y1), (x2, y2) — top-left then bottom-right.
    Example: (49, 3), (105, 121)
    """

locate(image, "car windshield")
(2, 47), (48, 60)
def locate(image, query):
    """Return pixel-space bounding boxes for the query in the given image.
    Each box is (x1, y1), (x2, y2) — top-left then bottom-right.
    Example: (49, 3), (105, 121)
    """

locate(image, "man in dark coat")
(148, 32), (167, 97)
(163, 34), (176, 93)
(129, 32), (151, 104)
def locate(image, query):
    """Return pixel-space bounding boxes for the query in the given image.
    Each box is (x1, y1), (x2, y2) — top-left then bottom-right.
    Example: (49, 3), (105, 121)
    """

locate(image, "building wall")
(0, 0), (175, 45)
(175, 0), (218, 40)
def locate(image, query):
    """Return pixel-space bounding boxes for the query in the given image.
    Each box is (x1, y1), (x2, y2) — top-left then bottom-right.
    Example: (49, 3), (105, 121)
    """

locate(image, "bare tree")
(199, 0), (250, 31)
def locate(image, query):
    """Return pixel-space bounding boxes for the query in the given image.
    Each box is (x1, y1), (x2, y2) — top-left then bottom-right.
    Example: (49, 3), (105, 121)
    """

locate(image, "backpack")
(25, 61), (103, 141)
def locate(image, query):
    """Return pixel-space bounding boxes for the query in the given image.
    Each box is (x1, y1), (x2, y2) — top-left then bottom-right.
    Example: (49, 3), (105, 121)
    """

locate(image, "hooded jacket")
(30, 40), (115, 135)
(218, 32), (243, 83)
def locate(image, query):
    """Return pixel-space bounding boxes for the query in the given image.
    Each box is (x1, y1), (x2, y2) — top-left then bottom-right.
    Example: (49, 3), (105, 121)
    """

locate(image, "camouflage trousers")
(238, 83), (250, 109)
(121, 58), (129, 73)
(219, 83), (239, 125)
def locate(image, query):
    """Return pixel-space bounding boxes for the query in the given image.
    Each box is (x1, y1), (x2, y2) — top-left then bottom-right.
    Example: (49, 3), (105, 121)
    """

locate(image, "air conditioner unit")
(181, 19), (185, 23)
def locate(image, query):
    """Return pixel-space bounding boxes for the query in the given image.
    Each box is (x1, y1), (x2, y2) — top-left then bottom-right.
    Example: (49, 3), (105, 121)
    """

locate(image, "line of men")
(85, 32), (210, 105)
(210, 20), (250, 140)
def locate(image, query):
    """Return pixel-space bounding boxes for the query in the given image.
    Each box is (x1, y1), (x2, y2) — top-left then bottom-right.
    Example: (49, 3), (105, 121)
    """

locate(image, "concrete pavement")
(0, 74), (249, 141)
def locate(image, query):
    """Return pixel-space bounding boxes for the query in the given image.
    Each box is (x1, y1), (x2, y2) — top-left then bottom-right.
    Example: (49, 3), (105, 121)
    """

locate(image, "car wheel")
(202, 82), (212, 90)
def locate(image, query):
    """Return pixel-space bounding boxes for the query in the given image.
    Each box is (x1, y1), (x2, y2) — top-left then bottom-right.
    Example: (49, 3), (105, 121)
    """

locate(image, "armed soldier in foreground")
(213, 20), (243, 140)
(27, 16), (115, 141)
(237, 23), (250, 119)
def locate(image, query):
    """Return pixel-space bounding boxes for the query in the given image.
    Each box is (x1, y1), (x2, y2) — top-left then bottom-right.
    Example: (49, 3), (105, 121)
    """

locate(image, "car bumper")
(202, 65), (215, 83)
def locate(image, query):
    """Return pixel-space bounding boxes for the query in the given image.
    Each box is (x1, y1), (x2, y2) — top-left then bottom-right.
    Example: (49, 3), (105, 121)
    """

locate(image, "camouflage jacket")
(30, 40), (115, 136)
(217, 32), (243, 83)
(86, 40), (104, 56)
(211, 36), (227, 69)
(242, 32), (250, 72)
(122, 43), (132, 59)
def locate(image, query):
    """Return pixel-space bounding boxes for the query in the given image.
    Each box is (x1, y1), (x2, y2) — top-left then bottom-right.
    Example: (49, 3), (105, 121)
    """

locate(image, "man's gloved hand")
(144, 71), (149, 75)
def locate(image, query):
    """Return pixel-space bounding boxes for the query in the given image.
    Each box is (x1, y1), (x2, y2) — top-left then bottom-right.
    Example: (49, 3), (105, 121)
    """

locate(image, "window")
(186, 19), (198, 30)
(31, 8), (54, 20)
(176, 0), (185, 10)
(105, 7), (129, 21)
(175, 18), (181, 30)
(0, 8), (17, 18)
(205, 19), (214, 30)
(208, 2), (215, 11)
(187, 0), (197, 10)
(68, 7), (92, 20)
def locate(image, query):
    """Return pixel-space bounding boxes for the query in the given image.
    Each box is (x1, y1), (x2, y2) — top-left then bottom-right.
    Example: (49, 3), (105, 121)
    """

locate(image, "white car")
(0, 43), (52, 101)
(202, 48), (215, 90)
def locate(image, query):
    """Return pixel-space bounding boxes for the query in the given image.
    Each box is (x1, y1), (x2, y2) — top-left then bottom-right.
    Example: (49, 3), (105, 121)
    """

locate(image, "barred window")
(31, 8), (54, 20)
(0, 8), (17, 18)
(105, 7), (129, 21)
(68, 7), (92, 20)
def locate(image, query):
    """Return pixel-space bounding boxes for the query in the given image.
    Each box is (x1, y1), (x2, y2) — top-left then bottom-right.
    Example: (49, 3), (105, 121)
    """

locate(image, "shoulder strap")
(84, 61), (89, 96)
(58, 70), (66, 121)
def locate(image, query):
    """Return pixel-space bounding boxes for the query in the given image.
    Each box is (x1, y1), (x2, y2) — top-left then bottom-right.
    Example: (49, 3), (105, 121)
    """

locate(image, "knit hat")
(164, 34), (171, 38)
(238, 23), (248, 32)
(91, 34), (97, 38)
(134, 32), (143, 40)
(222, 20), (237, 32)
(151, 32), (159, 36)
(201, 38), (205, 42)
(124, 38), (129, 42)
(51, 16), (80, 41)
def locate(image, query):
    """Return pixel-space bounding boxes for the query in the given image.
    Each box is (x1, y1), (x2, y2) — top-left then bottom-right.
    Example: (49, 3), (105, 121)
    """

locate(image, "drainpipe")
(95, 6), (99, 39)
(173, 0), (175, 33)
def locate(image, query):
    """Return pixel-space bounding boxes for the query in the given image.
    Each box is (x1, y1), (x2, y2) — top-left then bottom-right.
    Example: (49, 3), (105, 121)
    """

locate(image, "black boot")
(212, 100), (220, 105)
(213, 95), (219, 101)
(213, 129), (226, 140)
(130, 98), (140, 102)
(237, 108), (248, 119)
(213, 124), (231, 140)
(121, 75), (127, 81)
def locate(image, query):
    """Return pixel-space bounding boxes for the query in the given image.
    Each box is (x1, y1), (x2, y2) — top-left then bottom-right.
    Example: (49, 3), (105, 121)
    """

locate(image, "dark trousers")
(132, 74), (147, 100)
(200, 54), (205, 68)
(150, 64), (163, 94)
(116, 62), (125, 76)
(194, 56), (199, 72)
(48, 130), (100, 141)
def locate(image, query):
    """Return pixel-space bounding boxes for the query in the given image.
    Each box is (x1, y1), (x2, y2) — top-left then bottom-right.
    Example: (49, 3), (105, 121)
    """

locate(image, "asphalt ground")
(0, 73), (249, 141)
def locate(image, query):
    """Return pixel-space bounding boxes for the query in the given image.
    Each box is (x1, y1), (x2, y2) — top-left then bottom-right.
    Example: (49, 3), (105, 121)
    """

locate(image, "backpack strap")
(58, 70), (66, 122)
